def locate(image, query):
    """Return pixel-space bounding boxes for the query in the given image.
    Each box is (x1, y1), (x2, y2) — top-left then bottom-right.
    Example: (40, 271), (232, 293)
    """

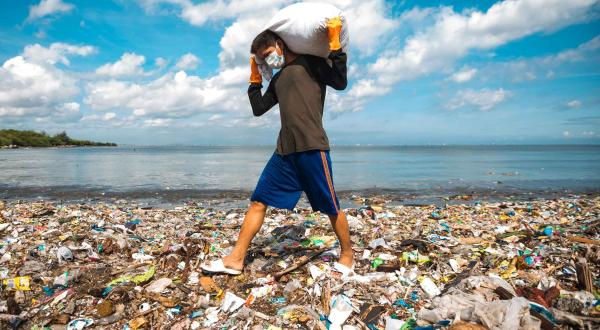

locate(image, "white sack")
(264, 2), (349, 58)
(254, 2), (349, 81)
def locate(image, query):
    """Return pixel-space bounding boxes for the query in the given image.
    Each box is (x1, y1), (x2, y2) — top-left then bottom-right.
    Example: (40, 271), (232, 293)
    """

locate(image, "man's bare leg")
(328, 211), (354, 268)
(222, 201), (267, 270)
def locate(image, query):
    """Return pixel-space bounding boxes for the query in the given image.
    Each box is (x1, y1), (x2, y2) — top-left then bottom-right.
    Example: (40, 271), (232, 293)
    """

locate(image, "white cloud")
(35, 30), (47, 39)
(139, 0), (290, 26)
(330, 0), (399, 55)
(103, 112), (116, 121)
(567, 100), (582, 108)
(143, 118), (173, 127)
(563, 130), (571, 137)
(0, 56), (77, 119)
(218, 16), (269, 68)
(347, 80), (391, 99)
(209, 114), (223, 121)
(0, 43), (94, 122)
(81, 112), (118, 122)
(23, 43), (96, 65)
(96, 53), (146, 77)
(27, 0), (74, 21)
(449, 67), (477, 83)
(84, 80), (143, 111)
(175, 53), (200, 70)
(368, 0), (598, 85)
(155, 57), (167, 68)
(60, 102), (80, 113)
(448, 88), (511, 111)
(549, 35), (600, 63)
(469, 35), (600, 83)
(85, 67), (248, 118)
(325, 79), (392, 115)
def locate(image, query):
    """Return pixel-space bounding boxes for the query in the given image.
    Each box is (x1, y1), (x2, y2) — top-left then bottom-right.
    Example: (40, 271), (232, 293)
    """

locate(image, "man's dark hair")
(250, 30), (282, 54)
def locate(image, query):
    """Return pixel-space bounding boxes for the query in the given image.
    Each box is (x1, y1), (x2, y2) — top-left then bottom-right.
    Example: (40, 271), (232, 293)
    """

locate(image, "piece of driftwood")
(273, 247), (328, 280)
(575, 257), (593, 292)
(321, 281), (331, 315)
(496, 230), (534, 239)
(567, 235), (600, 246)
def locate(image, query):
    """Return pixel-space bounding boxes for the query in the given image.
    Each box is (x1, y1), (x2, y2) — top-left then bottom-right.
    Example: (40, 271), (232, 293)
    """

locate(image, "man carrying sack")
(201, 17), (354, 275)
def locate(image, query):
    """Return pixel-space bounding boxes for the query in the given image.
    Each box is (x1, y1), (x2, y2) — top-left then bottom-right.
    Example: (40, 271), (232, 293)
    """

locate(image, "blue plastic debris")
(393, 299), (412, 308)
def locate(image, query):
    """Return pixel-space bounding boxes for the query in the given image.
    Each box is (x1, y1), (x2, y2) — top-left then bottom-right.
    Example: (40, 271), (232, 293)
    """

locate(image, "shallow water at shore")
(1, 145), (599, 205)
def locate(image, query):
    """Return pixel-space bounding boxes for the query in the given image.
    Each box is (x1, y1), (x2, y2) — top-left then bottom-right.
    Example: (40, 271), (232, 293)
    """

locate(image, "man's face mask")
(265, 43), (284, 69)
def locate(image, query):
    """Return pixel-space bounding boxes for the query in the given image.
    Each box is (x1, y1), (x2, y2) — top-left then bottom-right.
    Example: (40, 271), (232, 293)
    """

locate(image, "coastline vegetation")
(0, 129), (117, 148)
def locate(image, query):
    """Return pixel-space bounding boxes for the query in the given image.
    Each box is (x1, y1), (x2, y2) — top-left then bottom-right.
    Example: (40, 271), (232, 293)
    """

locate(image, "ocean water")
(1, 145), (599, 201)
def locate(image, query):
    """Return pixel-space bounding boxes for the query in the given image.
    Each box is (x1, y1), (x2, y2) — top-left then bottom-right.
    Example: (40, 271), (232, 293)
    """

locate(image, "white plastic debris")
(131, 253), (154, 261)
(57, 246), (74, 262)
(203, 307), (219, 327)
(187, 271), (199, 285)
(66, 318), (94, 330)
(329, 294), (353, 330)
(449, 259), (459, 273)
(0, 252), (11, 263)
(377, 253), (396, 261)
(385, 317), (405, 330)
(309, 264), (324, 280)
(250, 284), (274, 298)
(361, 249), (371, 260)
(368, 238), (390, 249)
(420, 276), (441, 298)
(221, 291), (245, 313)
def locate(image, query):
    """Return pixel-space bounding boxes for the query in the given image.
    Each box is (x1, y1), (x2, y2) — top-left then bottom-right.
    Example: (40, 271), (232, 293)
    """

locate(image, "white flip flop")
(333, 261), (355, 277)
(200, 259), (242, 275)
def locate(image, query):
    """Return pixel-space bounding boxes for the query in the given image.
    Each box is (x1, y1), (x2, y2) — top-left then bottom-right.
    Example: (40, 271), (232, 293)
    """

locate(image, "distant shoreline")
(0, 129), (117, 148)
(0, 144), (117, 149)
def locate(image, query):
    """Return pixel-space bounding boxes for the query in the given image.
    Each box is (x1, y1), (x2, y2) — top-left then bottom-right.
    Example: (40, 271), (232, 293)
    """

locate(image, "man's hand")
(326, 16), (342, 51)
(249, 55), (262, 84)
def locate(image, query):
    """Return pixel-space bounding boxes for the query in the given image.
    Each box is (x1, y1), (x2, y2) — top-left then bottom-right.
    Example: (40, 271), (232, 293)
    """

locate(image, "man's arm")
(314, 49), (347, 90)
(248, 81), (278, 117)
(313, 16), (347, 90)
(247, 56), (278, 116)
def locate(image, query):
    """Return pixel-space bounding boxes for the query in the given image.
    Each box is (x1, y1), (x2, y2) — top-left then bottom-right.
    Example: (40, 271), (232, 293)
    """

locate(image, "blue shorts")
(251, 150), (340, 215)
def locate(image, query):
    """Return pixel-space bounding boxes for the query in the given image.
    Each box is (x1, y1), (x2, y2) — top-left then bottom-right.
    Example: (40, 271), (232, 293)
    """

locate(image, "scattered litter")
(0, 196), (597, 329)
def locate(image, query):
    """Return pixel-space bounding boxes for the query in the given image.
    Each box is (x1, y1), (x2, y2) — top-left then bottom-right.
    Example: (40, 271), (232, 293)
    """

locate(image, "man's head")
(251, 30), (290, 69)
(251, 30), (283, 58)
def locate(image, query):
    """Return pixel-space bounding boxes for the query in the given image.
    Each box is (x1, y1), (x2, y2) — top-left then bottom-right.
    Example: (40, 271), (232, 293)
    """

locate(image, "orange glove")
(249, 55), (262, 84)
(326, 16), (342, 51)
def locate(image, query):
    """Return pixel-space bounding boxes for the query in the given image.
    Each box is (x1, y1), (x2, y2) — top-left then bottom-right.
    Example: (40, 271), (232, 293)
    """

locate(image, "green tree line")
(0, 130), (117, 147)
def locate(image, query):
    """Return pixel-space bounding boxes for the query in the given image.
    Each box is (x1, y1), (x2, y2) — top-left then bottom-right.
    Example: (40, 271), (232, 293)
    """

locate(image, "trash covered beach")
(0, 194), (598, 330)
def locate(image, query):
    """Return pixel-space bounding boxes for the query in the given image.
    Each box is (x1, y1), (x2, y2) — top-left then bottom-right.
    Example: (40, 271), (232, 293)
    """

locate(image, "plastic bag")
(472, 297), (540, 330)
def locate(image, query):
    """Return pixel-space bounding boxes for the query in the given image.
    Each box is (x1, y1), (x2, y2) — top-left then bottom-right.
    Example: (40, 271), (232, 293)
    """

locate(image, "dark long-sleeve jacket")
(248, 49), (347, 155)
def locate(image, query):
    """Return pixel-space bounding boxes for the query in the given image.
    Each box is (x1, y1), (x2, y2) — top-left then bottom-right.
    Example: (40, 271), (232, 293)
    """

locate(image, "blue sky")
(1, 0), (599, 145)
